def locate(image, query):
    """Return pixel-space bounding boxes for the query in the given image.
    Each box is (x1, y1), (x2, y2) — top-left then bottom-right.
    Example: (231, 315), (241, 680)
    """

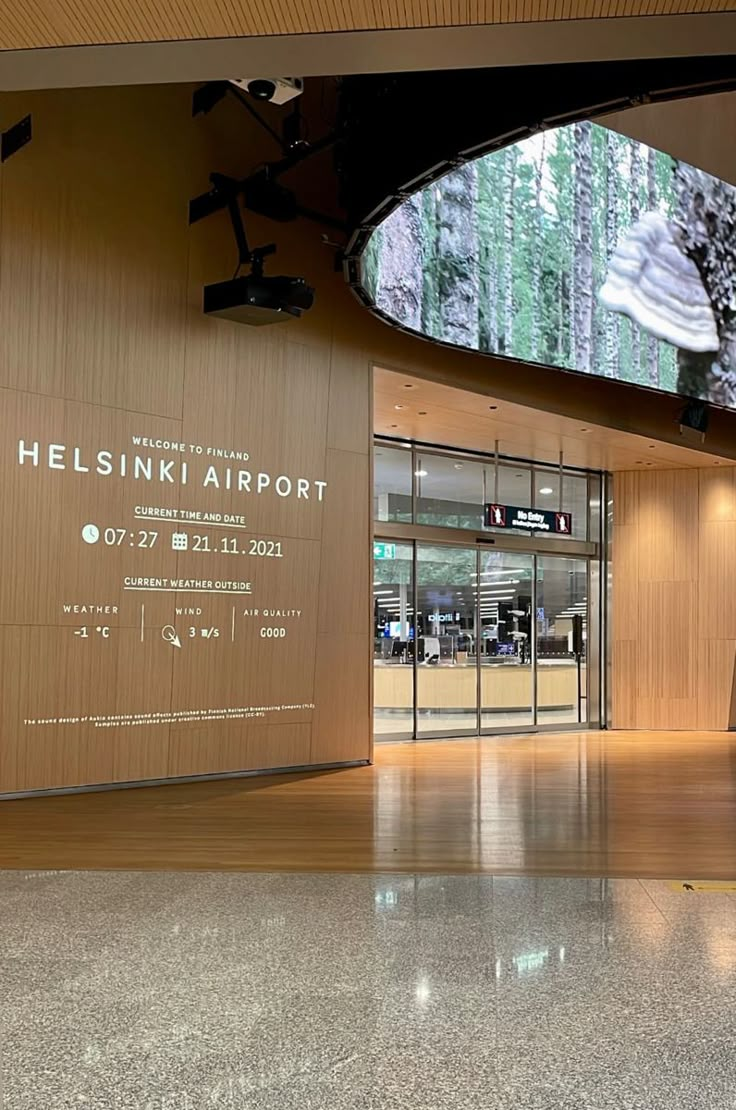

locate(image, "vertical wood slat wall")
(613, 468), (736, 730)
(0, 0), (733, 51)
(0, 84), (372, 793)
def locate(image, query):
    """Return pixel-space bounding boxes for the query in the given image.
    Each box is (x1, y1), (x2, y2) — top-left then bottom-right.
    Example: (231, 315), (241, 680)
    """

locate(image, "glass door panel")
(373, 540), (595, 740)
(416, 544), (478, 736)
(478, 550), (534, 730)
(535, 556), (588, 726)
(373, 541), (415, 738)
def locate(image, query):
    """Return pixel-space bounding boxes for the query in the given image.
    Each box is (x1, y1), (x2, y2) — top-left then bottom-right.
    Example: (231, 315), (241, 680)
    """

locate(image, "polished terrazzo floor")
(3, 870), (736, 1108)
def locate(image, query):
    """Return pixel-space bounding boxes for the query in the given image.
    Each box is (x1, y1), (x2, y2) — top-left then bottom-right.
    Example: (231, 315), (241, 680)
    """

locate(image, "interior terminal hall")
(1, 5), (736, 1108)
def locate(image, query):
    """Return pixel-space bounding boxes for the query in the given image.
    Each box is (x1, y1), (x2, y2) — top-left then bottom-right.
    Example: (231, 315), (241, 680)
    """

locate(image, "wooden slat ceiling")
(374, 367), (729, 471)
(0, 0), (734, 50)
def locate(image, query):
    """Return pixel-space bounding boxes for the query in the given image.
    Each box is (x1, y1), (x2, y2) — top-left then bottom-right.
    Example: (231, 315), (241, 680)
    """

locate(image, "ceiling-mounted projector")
(228, 78), (303, 105)
(192, 176), (315, 327)
(204, 273), (314, 326)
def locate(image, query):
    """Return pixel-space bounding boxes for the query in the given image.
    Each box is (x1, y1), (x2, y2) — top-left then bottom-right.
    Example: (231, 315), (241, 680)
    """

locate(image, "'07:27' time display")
(83, 525), (283, 557)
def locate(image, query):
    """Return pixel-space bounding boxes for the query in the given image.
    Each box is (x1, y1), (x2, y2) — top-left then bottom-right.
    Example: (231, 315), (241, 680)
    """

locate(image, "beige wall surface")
(613, 467), (736, 731)
(3, 82), (736, 793)
(604, 91), (736, 188)
(0, 84), (372, 794)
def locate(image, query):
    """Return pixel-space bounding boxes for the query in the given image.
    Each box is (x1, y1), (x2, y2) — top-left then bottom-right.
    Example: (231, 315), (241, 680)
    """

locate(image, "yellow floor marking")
(668, 881), (736, 893)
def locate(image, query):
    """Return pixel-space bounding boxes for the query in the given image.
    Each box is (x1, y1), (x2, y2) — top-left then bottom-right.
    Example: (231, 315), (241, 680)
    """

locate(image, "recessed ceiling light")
(715, 461), (721, 465)
(539, 487), (553, 495)
(394, 404), (405, 410)
(454, 463), (464, 470)
(636, 460), (644, 465)
(580, 428), (591, 433)
(415, 469), (428, 478)
(390, 424), (398, 429)
(646, 462), (654, 466)
(403, 383), (417, 389)
(489, 404), (498, 410)
(648, 444), (655, 449)
(418, 410), (427, 415)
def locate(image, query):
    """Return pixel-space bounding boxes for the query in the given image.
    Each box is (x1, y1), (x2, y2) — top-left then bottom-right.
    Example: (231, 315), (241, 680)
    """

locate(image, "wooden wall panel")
(699, 521), (736, 640)
(167, 722), (312, 780)
(611, 523), (638, 634)
(638, 581), (696, 700)
(317, 448), (371, 634)
(614, 471), (639, 525)
(0, 88), (190, 417)
(612, 641), (637, 729)
(0, 85), (372, 794)
(700, 468), (736, 522)
(311, 632), (371, 765)
(0, 0), (731, 50)
(697, 640), (736, 730)
(326, 337), (373, 456)
(612, 468), (736, 731)
(635, 698), (700, 731)
(636, 470), (698, 582)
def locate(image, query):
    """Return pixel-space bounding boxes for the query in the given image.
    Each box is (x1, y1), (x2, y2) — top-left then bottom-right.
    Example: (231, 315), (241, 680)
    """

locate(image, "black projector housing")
(204, 274), (315, 326)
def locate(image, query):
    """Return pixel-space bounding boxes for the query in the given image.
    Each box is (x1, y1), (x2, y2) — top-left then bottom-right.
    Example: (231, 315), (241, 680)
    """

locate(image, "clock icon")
(81, 523), (100, 545)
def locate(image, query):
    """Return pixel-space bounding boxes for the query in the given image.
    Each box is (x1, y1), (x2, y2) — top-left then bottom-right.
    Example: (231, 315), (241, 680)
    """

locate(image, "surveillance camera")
(248, 79), (277, 101)
(228, 78), (304, 106)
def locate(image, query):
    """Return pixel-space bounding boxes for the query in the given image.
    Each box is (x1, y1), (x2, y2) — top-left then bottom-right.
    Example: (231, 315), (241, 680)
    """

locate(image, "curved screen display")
(362, 121), (736, 409)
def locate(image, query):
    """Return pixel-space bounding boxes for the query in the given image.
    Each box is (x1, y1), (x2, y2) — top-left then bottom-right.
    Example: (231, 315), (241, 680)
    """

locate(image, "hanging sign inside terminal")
(484, 504), (573, 535)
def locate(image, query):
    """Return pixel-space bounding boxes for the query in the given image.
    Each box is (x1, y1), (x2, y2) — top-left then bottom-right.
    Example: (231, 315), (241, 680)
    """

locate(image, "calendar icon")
(171, 532), (188, 551)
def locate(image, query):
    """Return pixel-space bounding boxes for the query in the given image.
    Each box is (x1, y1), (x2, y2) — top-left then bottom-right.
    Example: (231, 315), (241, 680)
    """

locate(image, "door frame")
(373, 523), (601, 741)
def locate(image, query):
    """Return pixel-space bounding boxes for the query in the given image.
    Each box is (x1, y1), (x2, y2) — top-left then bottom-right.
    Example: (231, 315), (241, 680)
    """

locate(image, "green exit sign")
(373, 542), (396, 560)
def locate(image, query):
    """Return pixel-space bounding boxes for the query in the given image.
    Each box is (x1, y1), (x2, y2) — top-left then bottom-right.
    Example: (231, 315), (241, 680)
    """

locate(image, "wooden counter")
(374, 661), (584, 709)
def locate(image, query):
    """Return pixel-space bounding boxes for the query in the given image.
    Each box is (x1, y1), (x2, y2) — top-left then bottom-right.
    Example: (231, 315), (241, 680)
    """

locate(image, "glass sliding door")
(373, 539), (593, 740)
(373, 541), (415, 738)
(416, 544), (478, 736)
(535, 555), (588, 725)
(478, 550), (534, 731)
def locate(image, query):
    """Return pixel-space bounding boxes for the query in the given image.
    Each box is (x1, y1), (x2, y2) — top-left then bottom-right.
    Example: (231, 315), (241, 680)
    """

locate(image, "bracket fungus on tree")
(599, 211), (719, 355)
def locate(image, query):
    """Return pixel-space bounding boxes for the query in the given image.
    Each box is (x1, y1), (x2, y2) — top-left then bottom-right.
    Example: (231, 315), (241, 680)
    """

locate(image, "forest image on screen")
(363, 121), (736, 409)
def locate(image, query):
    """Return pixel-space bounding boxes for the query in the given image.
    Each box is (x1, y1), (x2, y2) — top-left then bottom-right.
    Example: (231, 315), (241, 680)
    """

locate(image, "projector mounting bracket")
(208, 173), (277, 279)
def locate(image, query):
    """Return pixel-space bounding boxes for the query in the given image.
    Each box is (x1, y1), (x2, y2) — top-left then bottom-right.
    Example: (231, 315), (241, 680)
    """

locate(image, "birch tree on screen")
(365, 120), (735, 407)
(437, 162), (479, 348)
(573, 120), (593, 375)
(374, 193), (423, 330)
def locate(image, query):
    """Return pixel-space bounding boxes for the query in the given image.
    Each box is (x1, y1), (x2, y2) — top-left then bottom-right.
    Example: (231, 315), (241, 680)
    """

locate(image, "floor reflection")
(3, 870), (736, 1108)
(3, 733), (736, 877)
(370, 733), (736, 877)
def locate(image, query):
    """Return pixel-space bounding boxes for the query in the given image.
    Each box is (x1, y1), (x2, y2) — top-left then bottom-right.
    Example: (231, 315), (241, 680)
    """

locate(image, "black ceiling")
(335, 54), (736, 265)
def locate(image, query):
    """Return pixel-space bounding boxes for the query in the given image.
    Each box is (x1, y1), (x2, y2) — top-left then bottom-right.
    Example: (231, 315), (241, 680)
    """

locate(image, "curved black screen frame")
(339, 56), (736, 347)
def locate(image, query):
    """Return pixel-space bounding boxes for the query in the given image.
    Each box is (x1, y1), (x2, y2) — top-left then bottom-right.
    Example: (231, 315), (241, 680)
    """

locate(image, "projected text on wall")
(4, 424), (327, 735)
